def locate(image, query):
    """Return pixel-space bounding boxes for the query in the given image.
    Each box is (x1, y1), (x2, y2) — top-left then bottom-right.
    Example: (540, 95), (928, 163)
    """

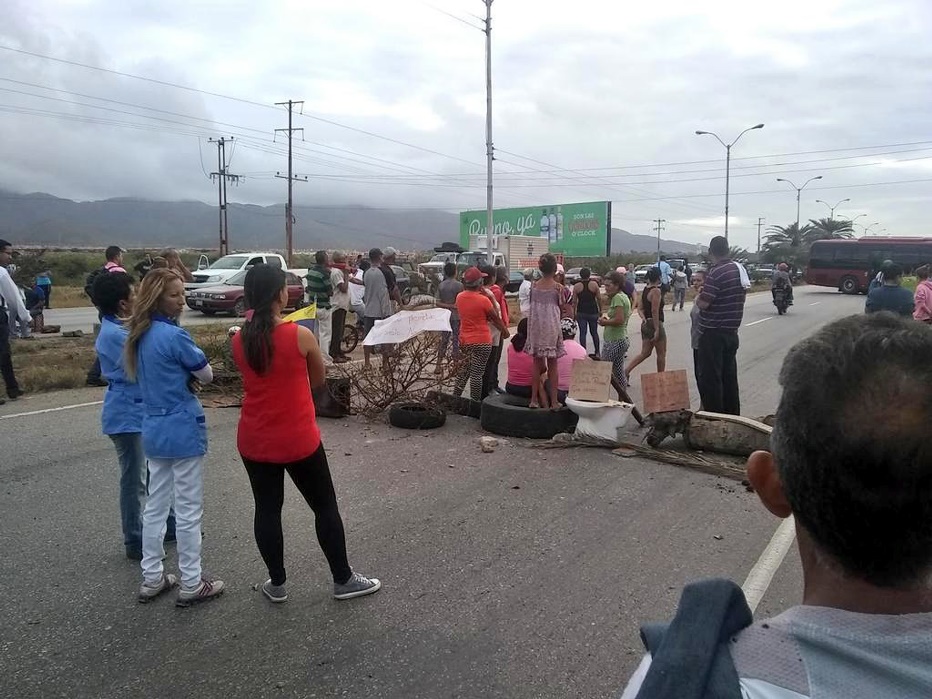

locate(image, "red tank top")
(232, 322), (321, 463)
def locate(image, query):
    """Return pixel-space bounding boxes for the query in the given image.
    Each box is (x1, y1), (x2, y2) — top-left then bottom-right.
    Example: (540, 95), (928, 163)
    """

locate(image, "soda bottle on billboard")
(548, 208), (557, 244)
(539, 209), (550, 240)
(555, 206), (564, 241)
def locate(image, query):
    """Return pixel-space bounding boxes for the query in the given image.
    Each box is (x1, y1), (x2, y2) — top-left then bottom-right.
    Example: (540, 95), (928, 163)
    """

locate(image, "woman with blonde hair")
(125, 268), (224, 606)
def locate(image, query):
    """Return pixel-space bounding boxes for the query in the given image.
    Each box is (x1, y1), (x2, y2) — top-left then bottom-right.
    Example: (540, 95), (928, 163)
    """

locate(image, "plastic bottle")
(548, 209), (557, 244)
(555, 207), (564, 241)
(539, 209), (550, 240)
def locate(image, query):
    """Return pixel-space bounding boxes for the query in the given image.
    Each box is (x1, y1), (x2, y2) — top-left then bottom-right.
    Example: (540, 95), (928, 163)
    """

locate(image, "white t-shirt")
(330, 267), (350, 310)
(349, 269), (365, 306)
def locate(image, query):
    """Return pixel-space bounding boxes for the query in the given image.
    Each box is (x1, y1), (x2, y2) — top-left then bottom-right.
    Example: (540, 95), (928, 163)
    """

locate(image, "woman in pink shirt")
(550, 318), (589, 404)
(914, 265), (932, 324)
(505, 318), (548, 404)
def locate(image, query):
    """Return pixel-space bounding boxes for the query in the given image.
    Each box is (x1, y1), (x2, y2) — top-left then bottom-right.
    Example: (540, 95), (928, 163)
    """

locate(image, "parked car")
(185, 252), (288, 293)
(186, 270), (305, 316)
(506, 271), (524, 293)
(390, 265), (412, 304)
(634, 264), (653, 283)
(564, 267), (602, 286)
(750, 264), (775, 283)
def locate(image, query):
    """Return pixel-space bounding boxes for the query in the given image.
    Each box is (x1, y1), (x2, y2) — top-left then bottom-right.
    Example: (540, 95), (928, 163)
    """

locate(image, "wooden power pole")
(275, 100), (307, 267)
(209, 137), (240, 256)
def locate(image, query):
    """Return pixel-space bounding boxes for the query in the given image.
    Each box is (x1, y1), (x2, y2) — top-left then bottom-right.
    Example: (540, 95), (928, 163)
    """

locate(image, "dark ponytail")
(241, 264), (287, 374)
(511, 317), (529, 352)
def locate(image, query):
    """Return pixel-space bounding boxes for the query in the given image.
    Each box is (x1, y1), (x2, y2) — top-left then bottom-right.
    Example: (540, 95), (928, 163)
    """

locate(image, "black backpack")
(84, 266), (107, 302)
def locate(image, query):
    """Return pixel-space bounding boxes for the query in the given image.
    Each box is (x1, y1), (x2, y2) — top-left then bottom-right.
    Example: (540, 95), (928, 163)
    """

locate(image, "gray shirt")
(363, 266), (392, 319)
(438, 277), (464, 321)
(690, 302), (702, 350)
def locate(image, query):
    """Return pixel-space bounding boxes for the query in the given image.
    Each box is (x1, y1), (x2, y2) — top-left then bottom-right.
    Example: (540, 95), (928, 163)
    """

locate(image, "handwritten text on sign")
(569, 359), (613, 403)
(641, 370), (691, 414)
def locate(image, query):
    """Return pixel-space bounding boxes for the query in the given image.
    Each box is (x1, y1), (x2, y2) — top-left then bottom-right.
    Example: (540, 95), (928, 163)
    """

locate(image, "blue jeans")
(109, 433), (175, 554)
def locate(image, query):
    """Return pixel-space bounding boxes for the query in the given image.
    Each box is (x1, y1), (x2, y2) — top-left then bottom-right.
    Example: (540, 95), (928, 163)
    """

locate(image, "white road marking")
(745, 317), (773, 327)
(0, 401), (103, 420)
(809, 302), (821, 306)
(741, 516), (797, 613)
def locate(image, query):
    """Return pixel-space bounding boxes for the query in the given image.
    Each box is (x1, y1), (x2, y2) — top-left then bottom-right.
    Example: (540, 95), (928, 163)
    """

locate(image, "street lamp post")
(776, 176), (823, 232)
(695, 123), (765, 243)
(863, 222), (882, 236)
(815, 198), (850, 219)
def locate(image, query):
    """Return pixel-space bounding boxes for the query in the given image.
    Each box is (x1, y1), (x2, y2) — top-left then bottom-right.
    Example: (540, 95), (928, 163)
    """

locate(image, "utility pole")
(654, 219), (666, 262)
(209, 137), (241, 255)
(483, 0), (494, 260)
(757, 217), (765, 255)
(275, 100), (307, 267)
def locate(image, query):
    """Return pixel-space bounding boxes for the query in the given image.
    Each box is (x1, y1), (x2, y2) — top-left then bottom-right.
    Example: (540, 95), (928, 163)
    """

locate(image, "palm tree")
(762, 222), (815, 269)
(806, 217), (854, 243)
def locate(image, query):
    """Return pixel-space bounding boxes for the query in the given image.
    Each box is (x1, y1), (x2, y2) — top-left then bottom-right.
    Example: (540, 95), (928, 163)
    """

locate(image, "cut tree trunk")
(685, 411), (772, 457)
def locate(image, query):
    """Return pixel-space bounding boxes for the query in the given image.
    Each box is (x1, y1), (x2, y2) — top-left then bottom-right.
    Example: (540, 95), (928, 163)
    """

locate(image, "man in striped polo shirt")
(306, 250), (335, 365)
(695, 235), (746, 415)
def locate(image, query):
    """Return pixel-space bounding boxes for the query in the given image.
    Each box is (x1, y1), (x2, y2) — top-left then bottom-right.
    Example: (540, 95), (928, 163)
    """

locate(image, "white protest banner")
(363, 308), (452, 346)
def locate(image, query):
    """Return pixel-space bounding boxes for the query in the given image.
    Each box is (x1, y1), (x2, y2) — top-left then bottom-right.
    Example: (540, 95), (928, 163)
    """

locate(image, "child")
(525, 253), (565, 409)
(124, 269), (224, 606)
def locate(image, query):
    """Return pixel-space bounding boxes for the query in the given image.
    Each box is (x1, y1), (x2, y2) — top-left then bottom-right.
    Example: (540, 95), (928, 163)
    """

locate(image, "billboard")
(459, 201), (611, 257)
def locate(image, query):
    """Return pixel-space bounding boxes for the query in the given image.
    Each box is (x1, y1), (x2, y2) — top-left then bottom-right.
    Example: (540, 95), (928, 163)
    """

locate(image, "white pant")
(316, 307), (333, 364)
(142, 456), (204, 589)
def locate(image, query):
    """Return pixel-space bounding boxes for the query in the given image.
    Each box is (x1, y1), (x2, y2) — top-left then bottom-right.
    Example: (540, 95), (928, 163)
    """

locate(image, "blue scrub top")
(95, 315), (143, 435)
(135, 316), (210, 459)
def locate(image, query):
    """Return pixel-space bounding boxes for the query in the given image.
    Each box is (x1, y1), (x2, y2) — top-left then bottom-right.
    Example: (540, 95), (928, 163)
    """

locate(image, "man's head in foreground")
(749, 313), (932, 610)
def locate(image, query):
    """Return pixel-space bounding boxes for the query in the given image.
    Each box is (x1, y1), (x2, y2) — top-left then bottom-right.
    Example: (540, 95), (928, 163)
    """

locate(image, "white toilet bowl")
(565, 397), (635, 442)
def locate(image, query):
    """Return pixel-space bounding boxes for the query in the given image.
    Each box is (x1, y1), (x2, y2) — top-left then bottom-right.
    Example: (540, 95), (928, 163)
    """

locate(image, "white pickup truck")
(185, 252), (289, 293)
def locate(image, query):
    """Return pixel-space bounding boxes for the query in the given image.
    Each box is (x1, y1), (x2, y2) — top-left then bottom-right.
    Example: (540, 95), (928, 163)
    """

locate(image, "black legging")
(242, 444), (352, 586)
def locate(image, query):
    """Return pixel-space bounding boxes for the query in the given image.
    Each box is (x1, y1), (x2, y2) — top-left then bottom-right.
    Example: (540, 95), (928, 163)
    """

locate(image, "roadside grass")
(10, 323), (236, 395)
(47, 286), (92, 309)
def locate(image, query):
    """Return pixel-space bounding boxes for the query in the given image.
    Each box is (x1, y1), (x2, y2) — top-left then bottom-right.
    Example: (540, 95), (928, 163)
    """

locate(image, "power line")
(209, 137), (241, 255)
(275, 99), (307, 266)
(0, 44), (485, 168)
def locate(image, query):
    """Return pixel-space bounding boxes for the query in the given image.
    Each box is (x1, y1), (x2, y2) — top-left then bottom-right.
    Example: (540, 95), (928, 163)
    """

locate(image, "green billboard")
(459, 201), (611, 256)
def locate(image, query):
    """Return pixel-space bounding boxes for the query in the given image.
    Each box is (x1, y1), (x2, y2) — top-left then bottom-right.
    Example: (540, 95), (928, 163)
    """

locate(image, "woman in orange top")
(232, 264), (380, 604)
(455, 266), (509, 401)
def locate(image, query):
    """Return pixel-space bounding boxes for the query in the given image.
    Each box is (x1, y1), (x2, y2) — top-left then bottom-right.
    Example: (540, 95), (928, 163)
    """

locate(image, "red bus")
(806, 237), (932, 294)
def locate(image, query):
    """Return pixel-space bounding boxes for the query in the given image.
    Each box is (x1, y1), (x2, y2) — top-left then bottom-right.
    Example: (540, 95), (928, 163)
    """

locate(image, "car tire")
(480, 393), (578, 439)
(401, 287), (412, 305)
(200, 310), (217, 316)
(840, 276), (859, 294)
(426, 390), (482, 419)
(389, 402), (446, 430)
(233, 298), (246, 316)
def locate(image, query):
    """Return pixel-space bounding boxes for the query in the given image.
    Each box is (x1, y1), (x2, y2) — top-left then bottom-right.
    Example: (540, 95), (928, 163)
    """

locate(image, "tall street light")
(776, 176), (823, 232)
(864, 222), (882, 235)
(695, 123), (765, 243)
(815, 197), (850, 219)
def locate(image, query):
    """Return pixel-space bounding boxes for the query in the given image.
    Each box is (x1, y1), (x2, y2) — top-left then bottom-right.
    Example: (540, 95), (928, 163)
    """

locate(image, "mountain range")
(0, 190), (698, 255)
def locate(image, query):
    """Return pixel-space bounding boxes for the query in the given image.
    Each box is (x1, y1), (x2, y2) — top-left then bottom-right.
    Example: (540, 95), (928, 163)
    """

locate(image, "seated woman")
(505, 318), (547, 406)
(548, 318), (589, 405)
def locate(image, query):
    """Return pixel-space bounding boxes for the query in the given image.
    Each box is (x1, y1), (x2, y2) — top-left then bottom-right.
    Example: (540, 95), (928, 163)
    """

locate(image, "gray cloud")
(1, 0), (931, 250)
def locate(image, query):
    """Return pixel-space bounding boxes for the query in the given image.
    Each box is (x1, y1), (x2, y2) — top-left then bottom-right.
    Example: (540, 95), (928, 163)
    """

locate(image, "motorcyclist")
(772, 263), (794, 305)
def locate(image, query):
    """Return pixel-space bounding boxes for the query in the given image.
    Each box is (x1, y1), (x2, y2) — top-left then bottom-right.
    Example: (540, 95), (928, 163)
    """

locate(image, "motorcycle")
(773, 284), (790, 315)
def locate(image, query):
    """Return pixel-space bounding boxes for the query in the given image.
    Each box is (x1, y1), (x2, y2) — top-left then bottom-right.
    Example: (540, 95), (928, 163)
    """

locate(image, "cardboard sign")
(641, 370), (691, 414)
(569, 359), (613, 403)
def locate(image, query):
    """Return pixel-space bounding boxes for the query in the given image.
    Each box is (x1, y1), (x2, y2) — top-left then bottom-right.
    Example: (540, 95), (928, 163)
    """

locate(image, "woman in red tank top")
(232, 264), (381, 604)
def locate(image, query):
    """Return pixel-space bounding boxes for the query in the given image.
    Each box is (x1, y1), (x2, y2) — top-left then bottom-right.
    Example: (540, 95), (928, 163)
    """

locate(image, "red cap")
(462, 266), (488, 285)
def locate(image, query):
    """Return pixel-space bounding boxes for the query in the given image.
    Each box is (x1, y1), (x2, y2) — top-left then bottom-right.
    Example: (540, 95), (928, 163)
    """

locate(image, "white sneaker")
(137, 573), (178, 603)
(176, 577), (225, 607)
(333, 572), (381, 600)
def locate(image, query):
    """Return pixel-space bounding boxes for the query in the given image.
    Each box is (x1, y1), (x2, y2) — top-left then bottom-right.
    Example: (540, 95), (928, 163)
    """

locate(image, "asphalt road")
(44, 305), (239, 334)
(0, 286), (864, 698)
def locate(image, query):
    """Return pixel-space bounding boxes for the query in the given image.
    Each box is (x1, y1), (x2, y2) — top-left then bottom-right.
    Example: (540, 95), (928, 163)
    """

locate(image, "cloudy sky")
(2, 0), (932, 250)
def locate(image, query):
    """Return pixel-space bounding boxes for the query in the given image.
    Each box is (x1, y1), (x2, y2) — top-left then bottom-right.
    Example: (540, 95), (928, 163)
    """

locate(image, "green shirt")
(305, 265), (333, 309)
(603, 292), (630, 342)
